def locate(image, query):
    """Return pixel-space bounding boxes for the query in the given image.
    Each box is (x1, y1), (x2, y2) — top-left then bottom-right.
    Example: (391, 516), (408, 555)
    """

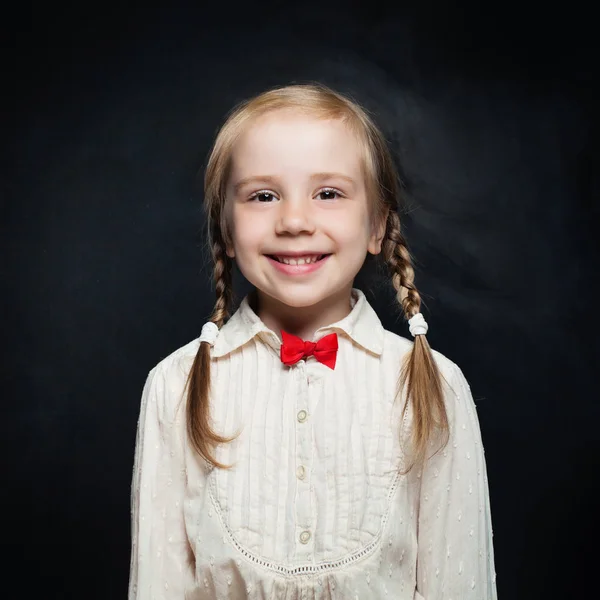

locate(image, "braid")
(209, 226), (233, 326)
(382, 211), (421, 317)
(185, 227), (237, 470)
(382, 210), (449, 475)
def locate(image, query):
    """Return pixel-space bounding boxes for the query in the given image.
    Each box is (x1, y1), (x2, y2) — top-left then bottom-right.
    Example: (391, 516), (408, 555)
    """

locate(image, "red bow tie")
(280, 330), (338, 370)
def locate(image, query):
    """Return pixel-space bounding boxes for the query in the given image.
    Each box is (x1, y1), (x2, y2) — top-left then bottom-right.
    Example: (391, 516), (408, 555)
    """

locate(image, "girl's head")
(204, 83), (407, 318)
(187, 83), (449, 474)
(222, 107), (386, 311)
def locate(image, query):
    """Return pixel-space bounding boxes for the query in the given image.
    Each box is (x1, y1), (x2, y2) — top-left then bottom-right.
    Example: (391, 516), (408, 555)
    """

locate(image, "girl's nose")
(275, 198), (316, 235)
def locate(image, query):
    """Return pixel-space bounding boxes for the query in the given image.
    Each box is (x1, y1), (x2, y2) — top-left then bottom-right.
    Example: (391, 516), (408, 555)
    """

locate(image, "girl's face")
(225, 109), (385, 311)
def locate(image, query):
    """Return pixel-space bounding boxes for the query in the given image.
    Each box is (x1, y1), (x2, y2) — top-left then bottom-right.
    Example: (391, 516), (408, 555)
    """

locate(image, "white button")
(299, 530), (311, 544)
(297, 410), (308, 423)
(296, 465), (306, 480)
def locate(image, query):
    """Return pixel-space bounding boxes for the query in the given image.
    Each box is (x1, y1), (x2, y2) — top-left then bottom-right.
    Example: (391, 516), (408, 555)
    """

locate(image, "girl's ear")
(367, 208), (389, 255)
(226, 245), (235, 259)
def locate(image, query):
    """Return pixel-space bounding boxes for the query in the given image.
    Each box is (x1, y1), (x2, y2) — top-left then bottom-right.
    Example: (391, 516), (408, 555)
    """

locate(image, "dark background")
(3, 1), (598, 598)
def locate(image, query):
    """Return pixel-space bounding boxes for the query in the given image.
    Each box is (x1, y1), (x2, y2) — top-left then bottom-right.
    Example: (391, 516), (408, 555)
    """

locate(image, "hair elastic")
(408, 312), (428, 337)
(199, 321), (219, 346)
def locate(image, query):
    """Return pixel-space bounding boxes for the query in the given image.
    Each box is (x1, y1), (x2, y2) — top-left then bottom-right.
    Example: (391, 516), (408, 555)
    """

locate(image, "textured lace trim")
(207, 467), (403, 577)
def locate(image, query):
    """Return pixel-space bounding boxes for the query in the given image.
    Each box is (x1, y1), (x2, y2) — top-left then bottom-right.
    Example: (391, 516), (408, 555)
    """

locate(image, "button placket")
(294, 361), (314, 558)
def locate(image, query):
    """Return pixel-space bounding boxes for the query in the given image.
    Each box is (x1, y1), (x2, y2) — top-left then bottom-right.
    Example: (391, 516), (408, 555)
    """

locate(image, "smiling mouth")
(267, 254), (330, 265)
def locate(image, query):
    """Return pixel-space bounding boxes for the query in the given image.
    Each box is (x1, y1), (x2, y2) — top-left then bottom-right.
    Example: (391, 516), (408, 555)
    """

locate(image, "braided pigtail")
(382, 210), (450, 475)
(184, 224), (237, 470)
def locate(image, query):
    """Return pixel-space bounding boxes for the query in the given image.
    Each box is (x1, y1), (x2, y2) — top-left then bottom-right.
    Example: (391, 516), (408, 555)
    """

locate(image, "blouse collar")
(212, 288), (384, 358)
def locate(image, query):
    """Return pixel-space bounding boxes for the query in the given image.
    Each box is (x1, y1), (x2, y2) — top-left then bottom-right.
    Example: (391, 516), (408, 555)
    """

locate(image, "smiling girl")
(129, 83), (498, 599)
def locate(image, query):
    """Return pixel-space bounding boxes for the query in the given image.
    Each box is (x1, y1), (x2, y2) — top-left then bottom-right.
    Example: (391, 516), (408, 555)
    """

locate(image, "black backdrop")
(3, 2), (598, 599)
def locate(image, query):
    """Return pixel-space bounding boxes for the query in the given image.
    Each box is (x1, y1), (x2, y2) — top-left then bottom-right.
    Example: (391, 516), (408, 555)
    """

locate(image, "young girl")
(129, 83), (498, 599)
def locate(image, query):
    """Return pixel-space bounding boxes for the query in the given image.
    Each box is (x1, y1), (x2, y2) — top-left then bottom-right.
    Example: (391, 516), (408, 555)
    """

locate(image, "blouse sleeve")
(128, 365), (195, 599)
(414, 362), (498, 600)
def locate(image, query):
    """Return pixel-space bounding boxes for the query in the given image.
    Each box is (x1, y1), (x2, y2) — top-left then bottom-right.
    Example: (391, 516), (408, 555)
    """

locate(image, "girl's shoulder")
(381, 327), (461, 386)
(381, 328), (475, 426)
(142, 337), (203, 417)
(150, 336), (202, 381)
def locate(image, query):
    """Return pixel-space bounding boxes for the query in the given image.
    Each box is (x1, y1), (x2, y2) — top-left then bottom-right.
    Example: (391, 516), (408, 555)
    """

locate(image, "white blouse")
(129, 289), (497, 599)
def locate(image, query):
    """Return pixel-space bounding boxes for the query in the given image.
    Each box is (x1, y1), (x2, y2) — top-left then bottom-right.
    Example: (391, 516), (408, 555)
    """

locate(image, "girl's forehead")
(231, 111), (364, 176)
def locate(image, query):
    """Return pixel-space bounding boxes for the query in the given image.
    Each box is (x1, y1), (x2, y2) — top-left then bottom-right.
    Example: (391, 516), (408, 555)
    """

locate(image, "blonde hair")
(185, 82), (449, 475)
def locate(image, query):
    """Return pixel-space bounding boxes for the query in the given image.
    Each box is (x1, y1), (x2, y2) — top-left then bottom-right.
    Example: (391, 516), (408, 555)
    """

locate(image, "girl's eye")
(248, 187), (343, 202)
(317, 188), (343, 201)
(249, 191), (277, 202)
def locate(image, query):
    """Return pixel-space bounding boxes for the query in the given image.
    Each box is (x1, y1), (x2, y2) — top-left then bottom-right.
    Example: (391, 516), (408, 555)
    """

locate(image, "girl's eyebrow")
(233, 172), (357, 193)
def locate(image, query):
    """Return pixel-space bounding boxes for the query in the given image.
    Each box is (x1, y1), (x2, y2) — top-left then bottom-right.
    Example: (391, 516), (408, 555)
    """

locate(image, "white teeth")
(277, 255), (321, 265)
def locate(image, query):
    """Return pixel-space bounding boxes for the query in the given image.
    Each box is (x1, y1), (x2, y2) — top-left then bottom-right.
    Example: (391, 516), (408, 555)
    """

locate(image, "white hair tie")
(408, 312), (428, 337)
(199, 321), (219, 346)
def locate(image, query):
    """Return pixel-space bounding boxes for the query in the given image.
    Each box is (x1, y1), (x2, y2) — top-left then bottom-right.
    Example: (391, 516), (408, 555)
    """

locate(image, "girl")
(129, 83), (497, 599)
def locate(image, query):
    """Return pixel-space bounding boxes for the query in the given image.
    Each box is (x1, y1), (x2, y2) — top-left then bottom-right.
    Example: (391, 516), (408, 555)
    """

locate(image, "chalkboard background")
(3, 2), (597, 598)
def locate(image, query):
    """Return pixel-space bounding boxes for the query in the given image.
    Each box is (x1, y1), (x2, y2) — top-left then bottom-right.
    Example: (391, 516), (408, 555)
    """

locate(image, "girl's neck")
(252, 285), (354, 341)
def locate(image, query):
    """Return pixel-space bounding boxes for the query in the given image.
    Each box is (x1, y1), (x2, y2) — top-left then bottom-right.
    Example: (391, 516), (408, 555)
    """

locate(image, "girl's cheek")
(331, 216), (369, 240)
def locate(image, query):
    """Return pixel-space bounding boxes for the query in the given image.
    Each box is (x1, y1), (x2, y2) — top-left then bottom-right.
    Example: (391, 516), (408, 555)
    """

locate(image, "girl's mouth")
(268, 254), (329, 265)
(266, 254), (331, 275)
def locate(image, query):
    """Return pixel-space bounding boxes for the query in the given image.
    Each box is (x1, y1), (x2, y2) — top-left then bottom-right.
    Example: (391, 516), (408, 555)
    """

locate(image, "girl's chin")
(259, 285), (352, 310)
